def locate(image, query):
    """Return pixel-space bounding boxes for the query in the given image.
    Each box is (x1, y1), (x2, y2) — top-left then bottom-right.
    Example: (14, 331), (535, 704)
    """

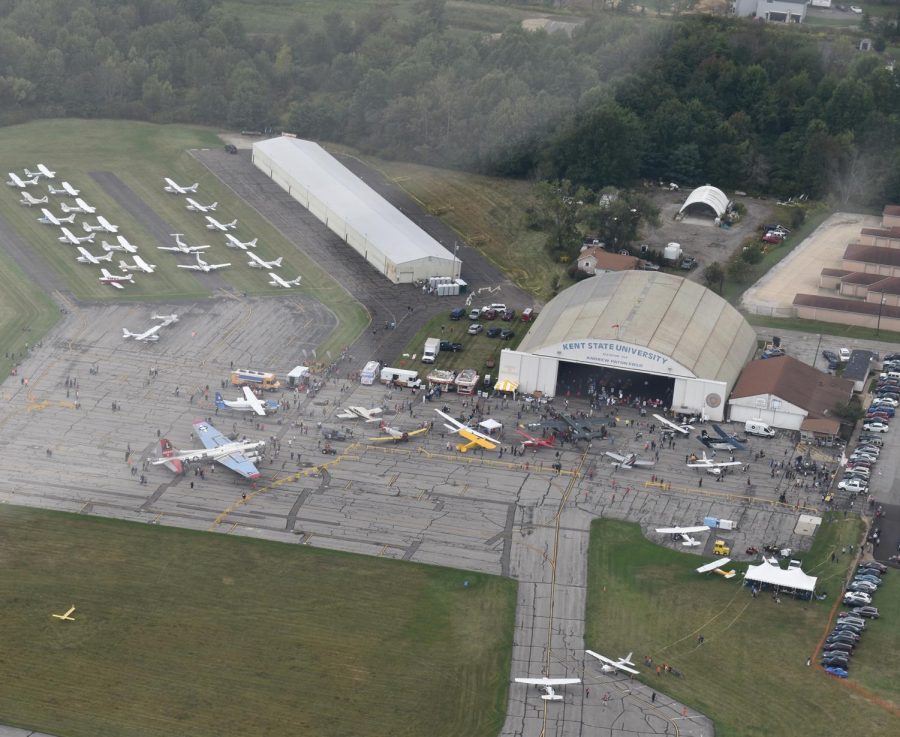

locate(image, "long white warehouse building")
(252, 136), (461, 284)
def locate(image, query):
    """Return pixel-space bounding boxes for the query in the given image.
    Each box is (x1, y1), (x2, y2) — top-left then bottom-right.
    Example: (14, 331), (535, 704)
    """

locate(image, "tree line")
(0, 1), (898, 206)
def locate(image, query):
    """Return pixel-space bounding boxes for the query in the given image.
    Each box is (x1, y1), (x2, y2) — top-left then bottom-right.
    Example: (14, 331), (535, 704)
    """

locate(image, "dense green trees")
(0, 2), (897, 206)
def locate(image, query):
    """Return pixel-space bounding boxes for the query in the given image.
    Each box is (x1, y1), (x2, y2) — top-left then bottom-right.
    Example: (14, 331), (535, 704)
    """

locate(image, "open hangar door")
(556, 361), (675, 408)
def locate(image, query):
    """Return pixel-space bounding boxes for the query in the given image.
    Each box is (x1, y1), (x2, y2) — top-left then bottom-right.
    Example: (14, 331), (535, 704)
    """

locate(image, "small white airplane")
(25, 164), (55, 179)
(247, 252), (281, 270)
(51, 605), (76, 622)
(215, 386), (278, 417)
(118, 255), (157, 274)
(205, 215), (237, 231)
(101, 235), (138, 254)
(586, 650), (640, 676)
(76, 246), (113, 264)
(686, 452), (741, 476)
(367, 421), (429, 443)
(436, 408), (498, 452)
(59, 227), (95, 245)
(82, 216), (118, 234)
(20, 191), (48, 206)
(224, 233), (257, 250)
(185, 197), (217, 212)
(653, 413), (693, 435)
(514, 677), (581, 701)
(269, 273), (302, 289)
(604, 451), (655, 469)
(177, 252), (231, 272)
(655, 525), (710, 547)
(38, 207), (75, 225)
(60, 198), (95, 214)
(158, 233), (210, 254)
(163, 177), (199, 194)
(335, 406), (383, 422)
(48, 181), (80, 196)
(151, 313), (179, 325)
(122, 324), (164, 342)
(153, 420), (265, 479)
(7, 172), (39, 188)
(99, 268), (134, 289)
(696, 558), (736, 578)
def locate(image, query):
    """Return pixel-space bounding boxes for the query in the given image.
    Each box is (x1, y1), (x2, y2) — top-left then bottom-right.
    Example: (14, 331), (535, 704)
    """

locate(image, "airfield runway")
(0, 296), (838, 737)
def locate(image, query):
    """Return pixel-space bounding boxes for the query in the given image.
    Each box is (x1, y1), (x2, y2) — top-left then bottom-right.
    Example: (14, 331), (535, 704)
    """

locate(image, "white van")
(380, 367), (421, 388)
(745, 420), (776, 437)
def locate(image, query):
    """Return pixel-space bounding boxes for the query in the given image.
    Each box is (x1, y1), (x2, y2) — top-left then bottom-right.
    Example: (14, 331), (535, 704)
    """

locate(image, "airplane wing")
(604, 451), (626, 463)
(194, 420), (260, 479)
(653, 413), (690, 434)
(633, 458), (655, 467)
(435, 409), (497, 448)
(655, 526), (710, 534)
(514, 677), (581, 686)
(242, 385), (267, 416)
(696, 559), (732, 574)
(585, 650), (639, 675)
(712, 424), (746, 449)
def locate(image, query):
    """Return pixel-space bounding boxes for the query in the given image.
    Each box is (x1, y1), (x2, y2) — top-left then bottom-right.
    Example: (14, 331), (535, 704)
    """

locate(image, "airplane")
(585, 650), (640, 676)
(163, 177), (199, 194)
(205, 215), (237, 231)
(215, 386), (278, 417)
(225, 233), (258, 250)
(76, 246), (113, 265)
(367, 421), (429, 443)
(158, 233), (210, 254)
(99, 268), (134, 289)
(655, 525), (710, 547)
(20, 191), (48, 206)
(687, 452), (741, 475)
(118, 255), (157, 274)
(513, 677), (581, 701)
(698, 428), (746, 452)
(60, 198), (96, 214)
(247, 252), (281, 270)
(604, 451), (655, 469)
(177, 252), (231, 272)
(151, 313), (179, 325)
(59, 227), (95, 245)
(80, 215), (118, 233)
(436, 408), (498, 453)
(7, 172), (39, 188)
(185, 197), (217, 212)
(51, 605), (76, 622)
(710, 424), (746, 451)
(696, 558), (736, 578)
(335, 406), (383, 422)
(515, 428), (555, 450)
(653, 413), (693, 435)
(48, 181), (80, 196)
(152, 420), (265, 479)
(24, 164), (56, 179)
(122, 324), (165, 342)
(101, 235), (138, 254)
(38, 207), (75, 225)
(268, 273), (302, 289)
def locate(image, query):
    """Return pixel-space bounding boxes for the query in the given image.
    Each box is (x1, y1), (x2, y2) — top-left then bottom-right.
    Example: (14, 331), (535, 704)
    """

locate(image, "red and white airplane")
(515, 428), (555, 449)
(99, 268), (134, 289)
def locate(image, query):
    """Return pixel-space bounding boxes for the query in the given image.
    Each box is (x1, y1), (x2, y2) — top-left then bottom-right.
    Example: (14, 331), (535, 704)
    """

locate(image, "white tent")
(745, 563), (817, 593)
(479, 418), (502, 435)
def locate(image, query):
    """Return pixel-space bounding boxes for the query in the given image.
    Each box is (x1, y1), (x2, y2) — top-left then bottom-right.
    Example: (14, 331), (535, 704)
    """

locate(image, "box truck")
(380, 367), (421, 388)
(422, 337), (440, 363)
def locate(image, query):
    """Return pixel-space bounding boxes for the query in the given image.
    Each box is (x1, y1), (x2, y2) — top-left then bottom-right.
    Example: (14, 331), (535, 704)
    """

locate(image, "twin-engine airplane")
(122, 313), (179, 341)
(215, 386), (278, 417)
(154, 420), (264, 479)
(164, 177), (198, 194)
(698, 427), (746, 452)
(159, 233), (210, 254)
(177, 252), (231, 272)
(514, 676), (581, 701)
(436, 409), (498, 452)
(655, 525), (710, 547)
(586, 650), (640, 676)
(604, 451), (655, 469)
(185, 197), (217, 212)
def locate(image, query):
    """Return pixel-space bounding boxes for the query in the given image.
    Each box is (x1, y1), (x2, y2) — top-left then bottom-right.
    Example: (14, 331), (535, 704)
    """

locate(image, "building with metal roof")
(678, 185), (731, 219)
(252, 136), (460, 283)
(497, 271), (757, 420)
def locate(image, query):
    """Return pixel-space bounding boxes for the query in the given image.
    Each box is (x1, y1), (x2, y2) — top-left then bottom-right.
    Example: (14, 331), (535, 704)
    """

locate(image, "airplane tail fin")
(247, 238), (258, 248)
(159, 439), (184, 474)
(100, 251), (113, 262)
(210, 201), (218, 210)
(85, 233), (95, 242)
(214, 392), (226, 408)
(624, 652), (633, 665)
(122, 328), (133, 338)
(82, 222), (92, 232)
(272, 257), (283, 267)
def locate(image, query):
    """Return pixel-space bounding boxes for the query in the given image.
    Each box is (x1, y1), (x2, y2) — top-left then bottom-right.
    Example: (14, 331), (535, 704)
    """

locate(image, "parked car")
(825, 666), (849, 678)
(837, 478), (868, 493)
(762, 231), (784, 244)
(321, 428), (350, 442)
(865, 409), (894, 419)
(449, 307), (466, 321)
(821, 657), (850, 669)
(870, 398), (897, 408)
(858, 561), (887, 573)
(486, 327), (502, 338)
(500, 329), (515, 340)
(482, 309), (498, 321)
(862, 421), (889, 432)
(850, 607), (880, 619)
(843, 591), (872, 605)
(856, 436), (884, 447)
(822, 350), (840, 365)
(468, 308), (481, 320)
(680, 256), (698, 270)
(642, 261), (660, 271)
(224, 143), (238, 154)
(761, 347), (786, 359)
(439, 340), (463, 352)
(850, 5), (863, 13)
(467, 323), (483, 335)
(837, 613), (868, 626)
(847, 581), (878, 594)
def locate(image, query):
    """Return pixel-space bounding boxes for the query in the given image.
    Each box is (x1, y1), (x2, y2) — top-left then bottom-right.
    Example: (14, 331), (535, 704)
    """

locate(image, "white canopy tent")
(745, 563), (817, 593)
(479, 418), (503, 435)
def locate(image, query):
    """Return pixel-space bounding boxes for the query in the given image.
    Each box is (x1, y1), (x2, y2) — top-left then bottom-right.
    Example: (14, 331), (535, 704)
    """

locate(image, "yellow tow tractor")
(713, 539), (731, 556)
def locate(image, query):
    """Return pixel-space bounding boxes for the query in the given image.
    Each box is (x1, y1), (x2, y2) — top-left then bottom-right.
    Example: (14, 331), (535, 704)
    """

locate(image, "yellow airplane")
(435, 409), (498, 453)
(367, 421), (429, 443)
(51, 605), (76, 621)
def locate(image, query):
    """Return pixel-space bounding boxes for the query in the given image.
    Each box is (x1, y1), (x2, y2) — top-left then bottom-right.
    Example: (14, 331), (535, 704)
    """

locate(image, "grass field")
(0, 119), (368, 359)
(0, 506), (516, 737)
(585, 516), (900, 737)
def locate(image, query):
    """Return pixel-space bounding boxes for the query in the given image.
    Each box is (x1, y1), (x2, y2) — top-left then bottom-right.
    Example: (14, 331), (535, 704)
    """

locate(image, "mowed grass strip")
(0, 506), (516, 737)
(585, 516), (900, 737)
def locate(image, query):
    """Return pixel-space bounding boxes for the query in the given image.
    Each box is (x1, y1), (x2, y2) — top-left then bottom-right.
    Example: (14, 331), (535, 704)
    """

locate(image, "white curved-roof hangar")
(678, 185), (730, 218)
(499, 271), (757, 420)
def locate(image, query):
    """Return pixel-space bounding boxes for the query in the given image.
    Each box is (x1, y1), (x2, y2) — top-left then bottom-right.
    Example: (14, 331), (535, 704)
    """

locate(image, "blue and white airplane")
(215, 386), (278, 417)
(151, 420), (265, 479)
